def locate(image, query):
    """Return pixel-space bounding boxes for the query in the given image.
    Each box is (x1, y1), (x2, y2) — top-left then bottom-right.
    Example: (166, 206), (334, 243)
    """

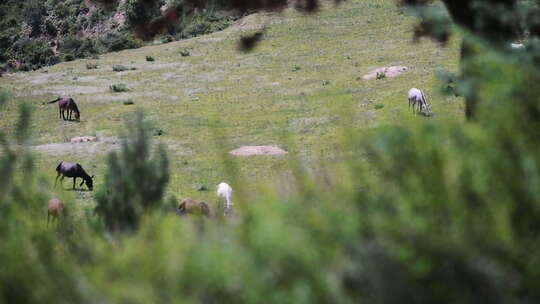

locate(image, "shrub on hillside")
(61, 36), (99, 59)
(9, 39), (60, 70)
(109, 83), (129, 92)
(112, 65), (136, 72)
(180, 49), (190, 56)
(86, 61), (99, 69)
(123, 0), (161, 26)
(176, 10), (236, 39)
(98, 31), (142, 52)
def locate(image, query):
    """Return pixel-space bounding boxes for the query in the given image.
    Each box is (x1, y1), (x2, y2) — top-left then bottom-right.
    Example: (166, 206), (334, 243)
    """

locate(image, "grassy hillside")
(0, 0), (463, 213)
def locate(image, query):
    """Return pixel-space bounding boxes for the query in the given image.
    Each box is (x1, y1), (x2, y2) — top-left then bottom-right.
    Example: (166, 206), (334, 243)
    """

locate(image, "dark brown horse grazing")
(47, 97), (80, 121)
(55, 161), (94, 191)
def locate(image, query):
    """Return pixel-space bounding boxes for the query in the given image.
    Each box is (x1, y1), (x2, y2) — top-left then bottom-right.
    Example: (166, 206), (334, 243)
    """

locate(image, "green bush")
(8, 39), (60, 70)
(145, 55), (155, 61)
(86, 61), (99, 69)
(123, 0), (161, 26)
(112, 64), (136, 72)
(109, 83), (128, 92)
(63, 53), (75, 61)
(99, 31), (142, 53)
(152, 128), (164, 136)
(291, 65), (301, 71)
(180, 49), (190, 57)
(94, 111), (169, 233)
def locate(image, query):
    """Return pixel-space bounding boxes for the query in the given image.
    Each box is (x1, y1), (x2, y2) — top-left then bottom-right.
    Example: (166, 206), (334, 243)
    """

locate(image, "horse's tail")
(420, 90), (430, 112)
(420, 90), (428, 106)
(46, 98), (61, 104)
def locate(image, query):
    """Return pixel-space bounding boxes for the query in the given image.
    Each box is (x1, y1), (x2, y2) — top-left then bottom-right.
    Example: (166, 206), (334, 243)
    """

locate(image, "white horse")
(511, 43), (524, 49)
(408, 88), (431, 116)
(217, 182), (233, 208)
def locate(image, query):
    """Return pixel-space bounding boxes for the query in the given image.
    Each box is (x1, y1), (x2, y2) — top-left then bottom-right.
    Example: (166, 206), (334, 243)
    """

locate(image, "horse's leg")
(47, 212), (50, 227)
(54, 173), (61, 188)
(59, 108), (62, 119)
(79, 179), (85, 187)
(73, 177), (76, 189)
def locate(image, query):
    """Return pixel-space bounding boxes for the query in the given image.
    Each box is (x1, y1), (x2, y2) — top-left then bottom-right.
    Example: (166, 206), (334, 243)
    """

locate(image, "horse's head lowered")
(85, 175), (94, 191)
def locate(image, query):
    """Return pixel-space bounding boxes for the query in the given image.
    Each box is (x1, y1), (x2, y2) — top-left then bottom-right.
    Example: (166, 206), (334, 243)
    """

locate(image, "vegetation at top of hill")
(0, 0), (241, 72)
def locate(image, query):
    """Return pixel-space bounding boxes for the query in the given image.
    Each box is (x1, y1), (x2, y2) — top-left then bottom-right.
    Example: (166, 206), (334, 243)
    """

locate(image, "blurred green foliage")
(1, 1), (540, 303)
(2, 39), (540, 301)
(95, 112), (169, 233)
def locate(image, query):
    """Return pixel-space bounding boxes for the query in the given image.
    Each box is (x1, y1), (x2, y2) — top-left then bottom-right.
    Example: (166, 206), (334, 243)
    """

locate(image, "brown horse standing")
(47, 198), (64, 226)
(47, 97), (80, 121)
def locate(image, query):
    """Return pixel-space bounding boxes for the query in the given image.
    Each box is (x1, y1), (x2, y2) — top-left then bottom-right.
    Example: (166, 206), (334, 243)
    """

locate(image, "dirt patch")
(34, 135), (118, 156)
(225, 13), (269, 33)
(361, 66), (408, 80)
(71, 136), (98, 143)
(142, 62), (187, 71)
(32, 85), (105, 96)
(229, 145), (288, 156)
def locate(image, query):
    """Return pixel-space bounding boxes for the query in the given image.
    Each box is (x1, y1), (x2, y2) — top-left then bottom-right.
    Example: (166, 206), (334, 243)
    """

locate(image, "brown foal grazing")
(47, 97), (81, 121)
(177, 198), (211, 217)
(47, 198), (64, 226)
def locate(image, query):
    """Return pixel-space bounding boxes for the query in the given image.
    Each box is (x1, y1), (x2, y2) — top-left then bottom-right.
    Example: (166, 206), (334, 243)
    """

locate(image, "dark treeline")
(0, 0), (240, 71)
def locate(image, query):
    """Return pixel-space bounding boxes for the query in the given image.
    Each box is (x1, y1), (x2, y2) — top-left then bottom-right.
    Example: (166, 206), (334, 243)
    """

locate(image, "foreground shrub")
(94, 111), (169, 233)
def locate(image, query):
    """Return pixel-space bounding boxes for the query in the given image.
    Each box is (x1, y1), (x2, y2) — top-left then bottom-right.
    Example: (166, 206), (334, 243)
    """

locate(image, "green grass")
(0, 0), (463, 210)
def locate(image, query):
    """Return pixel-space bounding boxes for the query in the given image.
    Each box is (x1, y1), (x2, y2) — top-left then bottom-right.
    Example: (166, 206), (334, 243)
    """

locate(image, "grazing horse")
(55, 161), (94, 191)
(47, 198), (64, 226)
(217, 182), (233, 208)
(47, 97), (80, 121)
(177, 198), (211, 217)
(408, 88), (432, 116)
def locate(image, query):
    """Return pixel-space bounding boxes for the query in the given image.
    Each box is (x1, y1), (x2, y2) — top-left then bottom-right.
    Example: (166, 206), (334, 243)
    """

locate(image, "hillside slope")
(0, 0), (463, 209)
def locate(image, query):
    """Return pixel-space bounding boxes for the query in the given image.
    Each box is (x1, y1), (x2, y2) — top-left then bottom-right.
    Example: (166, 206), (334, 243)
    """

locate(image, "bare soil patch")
(32, 85), (105, 96)
(361, 66), (408, 80)
(225, 13), (269, 33)
(34, 135), (118, 156)
(229, 145), (288, 156)
(71, 136), (98, 143)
